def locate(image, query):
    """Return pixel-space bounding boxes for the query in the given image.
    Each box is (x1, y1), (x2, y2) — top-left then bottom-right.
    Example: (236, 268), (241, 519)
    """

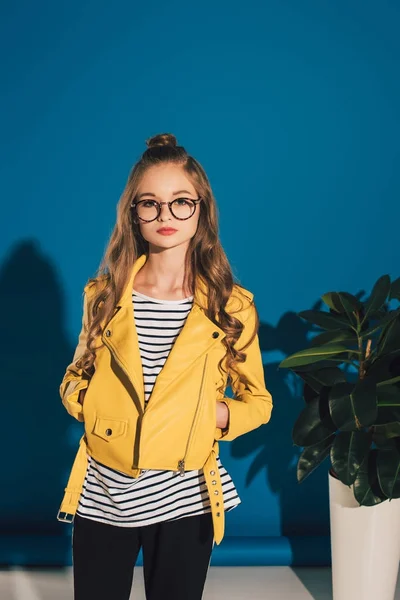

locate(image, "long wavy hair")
(76, 132), (259, 395)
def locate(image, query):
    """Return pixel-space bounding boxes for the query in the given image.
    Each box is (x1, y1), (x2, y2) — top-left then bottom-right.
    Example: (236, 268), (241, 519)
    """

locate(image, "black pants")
(72, 511), (214, 600)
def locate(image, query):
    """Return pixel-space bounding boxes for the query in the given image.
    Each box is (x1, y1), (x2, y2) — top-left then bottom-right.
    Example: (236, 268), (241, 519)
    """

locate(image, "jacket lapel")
(148, 302), (226, 405)
(102, 253), (226, 410)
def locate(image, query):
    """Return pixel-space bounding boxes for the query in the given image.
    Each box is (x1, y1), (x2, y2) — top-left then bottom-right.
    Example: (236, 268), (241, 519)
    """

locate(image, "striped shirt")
(76, 288), (241, 527)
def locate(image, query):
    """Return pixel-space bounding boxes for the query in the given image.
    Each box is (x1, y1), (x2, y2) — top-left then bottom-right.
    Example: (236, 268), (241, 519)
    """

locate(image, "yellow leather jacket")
(57, 253), (273, 545)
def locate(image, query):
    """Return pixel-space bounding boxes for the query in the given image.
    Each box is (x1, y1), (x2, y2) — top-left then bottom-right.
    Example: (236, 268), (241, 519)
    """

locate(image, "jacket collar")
(117, 252), (209, 310)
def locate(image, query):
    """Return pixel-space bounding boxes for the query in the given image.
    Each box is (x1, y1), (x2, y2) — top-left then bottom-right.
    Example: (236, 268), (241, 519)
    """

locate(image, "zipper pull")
(177, 459), (185, 477)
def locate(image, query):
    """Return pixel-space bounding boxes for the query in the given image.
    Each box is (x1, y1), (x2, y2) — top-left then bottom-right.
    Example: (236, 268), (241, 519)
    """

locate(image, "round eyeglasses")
(130, 197), (202, 222)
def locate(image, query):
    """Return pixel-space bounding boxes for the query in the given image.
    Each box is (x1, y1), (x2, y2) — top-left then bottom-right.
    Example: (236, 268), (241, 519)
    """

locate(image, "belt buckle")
(57, 510), (75, 523)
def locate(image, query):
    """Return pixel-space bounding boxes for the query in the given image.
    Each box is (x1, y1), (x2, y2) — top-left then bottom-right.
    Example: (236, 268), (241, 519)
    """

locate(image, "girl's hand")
(216, 401), (230, 430)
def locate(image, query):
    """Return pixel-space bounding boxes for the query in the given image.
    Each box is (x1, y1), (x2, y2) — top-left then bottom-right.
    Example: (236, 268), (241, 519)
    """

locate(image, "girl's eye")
(143, 200), (157, 207)
(175, 198), (191, 205)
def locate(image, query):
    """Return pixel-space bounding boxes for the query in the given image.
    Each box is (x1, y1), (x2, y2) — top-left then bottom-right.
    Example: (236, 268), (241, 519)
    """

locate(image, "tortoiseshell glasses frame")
(130, 197), (203, 222)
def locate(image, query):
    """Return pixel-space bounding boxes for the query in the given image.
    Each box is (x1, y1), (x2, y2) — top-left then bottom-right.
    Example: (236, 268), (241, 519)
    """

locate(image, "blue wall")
(1, 0), (399, 566)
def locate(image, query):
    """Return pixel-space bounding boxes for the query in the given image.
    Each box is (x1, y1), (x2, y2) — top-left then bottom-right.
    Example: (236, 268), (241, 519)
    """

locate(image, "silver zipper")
(177, 353), (208, 476)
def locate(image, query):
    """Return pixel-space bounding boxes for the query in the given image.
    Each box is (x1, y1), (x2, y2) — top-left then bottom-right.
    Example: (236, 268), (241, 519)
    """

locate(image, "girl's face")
(134, 164), (201, 251)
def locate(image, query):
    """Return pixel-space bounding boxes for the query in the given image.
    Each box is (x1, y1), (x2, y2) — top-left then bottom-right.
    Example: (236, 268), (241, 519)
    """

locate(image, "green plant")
(278, 275), (400, 506)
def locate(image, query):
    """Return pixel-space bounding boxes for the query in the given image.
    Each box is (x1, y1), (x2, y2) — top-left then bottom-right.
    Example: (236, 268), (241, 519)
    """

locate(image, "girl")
(58, 132), (273, 600)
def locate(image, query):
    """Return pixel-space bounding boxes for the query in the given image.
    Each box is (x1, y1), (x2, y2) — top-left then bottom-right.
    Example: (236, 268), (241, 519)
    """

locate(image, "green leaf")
(389, 277), (400, 302)
(374, 423), (400, 440)
(341, 292), (364, 310)
(360, 308), (400, 338)
(292, 354), (358, 373)
(297, 435), (335, 483)
(279, 344), (356, 369)
(375, 409), (400, 425)
(297, 310), (353, 331)
(377, 315), (400, 357)
(303, 383), (320, 403)
(377, 446), (400, 500)
(329, 379), (377, 431)
(322, 292), (362, 313)
(309, 329), (358, 347)
(331, 431), (372, 486)
(292, 397), (337, 446)
(374, 348), (400, 365)
(368, 307), (390, 321)
(376, 375), (400, 389)
(372, 433), (399, 450)
(321, 292), (361, 327)
(362, 275), (391, 325)
(366, 349), (400, 382)
(377, 384), (400, 406)
(353, 452), (387, 505)
(294, 367), (347, 394)
(375, 385), (400, 424)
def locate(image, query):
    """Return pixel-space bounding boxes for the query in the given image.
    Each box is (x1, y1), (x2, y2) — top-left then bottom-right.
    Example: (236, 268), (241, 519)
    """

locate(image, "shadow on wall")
(229, 301), (332, 562)
(0, 240), (82, 545)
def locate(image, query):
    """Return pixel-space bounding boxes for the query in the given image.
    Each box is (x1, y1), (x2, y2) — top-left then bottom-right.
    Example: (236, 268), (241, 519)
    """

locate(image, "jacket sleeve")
(215, 296), (273, 442)
(59, 289), (91, 422)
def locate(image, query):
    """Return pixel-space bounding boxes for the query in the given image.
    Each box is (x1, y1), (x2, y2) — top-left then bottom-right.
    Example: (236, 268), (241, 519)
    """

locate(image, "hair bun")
(146, 133), (178, 149)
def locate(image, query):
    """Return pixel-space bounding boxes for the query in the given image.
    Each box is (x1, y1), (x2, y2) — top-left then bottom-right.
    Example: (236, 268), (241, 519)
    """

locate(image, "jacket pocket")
(92, 416), (128, 442)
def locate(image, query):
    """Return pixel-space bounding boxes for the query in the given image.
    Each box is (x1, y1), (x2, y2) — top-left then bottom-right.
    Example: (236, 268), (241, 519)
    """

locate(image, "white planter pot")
(329, 470), (400, 600)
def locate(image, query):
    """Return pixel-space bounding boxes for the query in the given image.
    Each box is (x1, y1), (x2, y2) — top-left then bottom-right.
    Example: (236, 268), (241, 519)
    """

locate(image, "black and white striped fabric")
(76, 288), (241, 527)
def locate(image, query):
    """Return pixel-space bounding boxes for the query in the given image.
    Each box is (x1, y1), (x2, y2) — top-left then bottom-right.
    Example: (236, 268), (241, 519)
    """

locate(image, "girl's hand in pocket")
(78, 388), (87, 406)
(216, 401), (229, 430)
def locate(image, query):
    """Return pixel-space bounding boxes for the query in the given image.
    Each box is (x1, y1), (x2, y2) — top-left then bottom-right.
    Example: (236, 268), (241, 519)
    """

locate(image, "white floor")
(1, 566), (400, 600)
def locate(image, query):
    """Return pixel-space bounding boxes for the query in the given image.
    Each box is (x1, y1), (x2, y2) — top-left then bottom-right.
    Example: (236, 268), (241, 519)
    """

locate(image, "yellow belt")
(202, 440), (225, 545)
(57, 434), (88, 521)
(57, 437), (225, 545)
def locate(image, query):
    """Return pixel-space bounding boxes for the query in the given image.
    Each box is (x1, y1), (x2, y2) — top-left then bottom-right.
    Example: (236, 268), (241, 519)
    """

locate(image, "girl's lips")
(157, 229), (177, 235)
